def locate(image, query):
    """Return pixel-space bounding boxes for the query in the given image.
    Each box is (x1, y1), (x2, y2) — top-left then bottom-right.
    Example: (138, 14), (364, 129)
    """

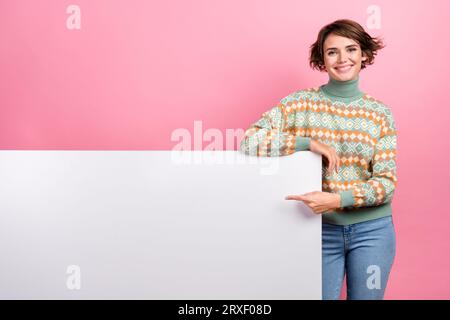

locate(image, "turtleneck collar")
(320, 75), (364, 103)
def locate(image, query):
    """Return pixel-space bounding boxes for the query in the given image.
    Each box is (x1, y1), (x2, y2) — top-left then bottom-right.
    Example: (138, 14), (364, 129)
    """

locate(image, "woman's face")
(323, 33), (368, 82)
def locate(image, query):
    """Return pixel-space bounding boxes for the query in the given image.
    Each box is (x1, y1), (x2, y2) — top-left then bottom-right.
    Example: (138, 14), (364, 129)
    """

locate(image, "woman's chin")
(331, 72), (357, 82)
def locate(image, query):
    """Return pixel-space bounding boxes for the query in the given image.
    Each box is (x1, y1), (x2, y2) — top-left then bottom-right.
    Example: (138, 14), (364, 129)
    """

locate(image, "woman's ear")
(361, 52), (368, 62)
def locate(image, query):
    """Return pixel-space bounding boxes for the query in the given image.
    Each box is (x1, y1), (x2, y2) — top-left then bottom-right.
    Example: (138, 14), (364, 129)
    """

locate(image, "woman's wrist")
(334, 193), (341, 209)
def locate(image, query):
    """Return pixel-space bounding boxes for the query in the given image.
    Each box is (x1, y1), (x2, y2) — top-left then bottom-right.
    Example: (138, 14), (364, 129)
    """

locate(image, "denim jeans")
(322, 216), (396, 300)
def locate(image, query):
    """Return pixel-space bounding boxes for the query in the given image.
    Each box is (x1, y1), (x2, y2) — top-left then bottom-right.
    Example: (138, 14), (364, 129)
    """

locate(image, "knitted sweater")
(240, 75), (397, 225)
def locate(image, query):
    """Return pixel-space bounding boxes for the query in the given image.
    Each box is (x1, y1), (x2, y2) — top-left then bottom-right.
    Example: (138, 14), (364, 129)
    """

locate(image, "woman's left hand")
(285, 191), (341, 214)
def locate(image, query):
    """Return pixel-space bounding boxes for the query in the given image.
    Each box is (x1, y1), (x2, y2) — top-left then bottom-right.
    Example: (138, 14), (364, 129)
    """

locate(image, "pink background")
(1, 0), (450, 299)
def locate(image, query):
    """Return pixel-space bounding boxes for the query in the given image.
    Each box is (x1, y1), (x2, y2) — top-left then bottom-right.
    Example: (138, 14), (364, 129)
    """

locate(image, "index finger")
(285, 195), (305, 201)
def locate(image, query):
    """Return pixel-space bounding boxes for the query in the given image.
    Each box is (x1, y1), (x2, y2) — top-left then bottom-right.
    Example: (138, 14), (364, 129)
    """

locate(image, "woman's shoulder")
(278, 88), (395, 120)
(361, 93), (394, 119)
(279, 87), (322, 105)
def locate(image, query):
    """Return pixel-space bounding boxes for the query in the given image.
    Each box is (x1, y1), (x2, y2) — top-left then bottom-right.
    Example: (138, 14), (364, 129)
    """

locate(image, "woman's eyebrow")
(325, 45), (359, 51)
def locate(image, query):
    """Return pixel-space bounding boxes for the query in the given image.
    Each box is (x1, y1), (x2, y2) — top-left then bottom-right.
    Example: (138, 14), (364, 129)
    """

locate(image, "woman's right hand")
(310, 139), (340, 175)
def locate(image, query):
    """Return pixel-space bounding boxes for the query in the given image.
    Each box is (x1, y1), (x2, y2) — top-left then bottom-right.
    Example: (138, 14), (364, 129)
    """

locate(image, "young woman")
(240, 19), (397, 300)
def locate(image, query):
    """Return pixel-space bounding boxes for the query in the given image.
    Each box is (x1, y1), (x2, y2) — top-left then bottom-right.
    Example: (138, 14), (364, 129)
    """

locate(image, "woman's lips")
(334, 65), (353, 73)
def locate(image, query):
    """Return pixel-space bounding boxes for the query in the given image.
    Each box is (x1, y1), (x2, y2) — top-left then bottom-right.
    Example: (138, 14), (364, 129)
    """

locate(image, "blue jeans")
(322, 216), (396, 300)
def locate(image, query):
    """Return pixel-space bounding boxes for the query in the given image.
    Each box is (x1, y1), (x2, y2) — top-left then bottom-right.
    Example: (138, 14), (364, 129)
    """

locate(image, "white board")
(0, 150), (322, 299)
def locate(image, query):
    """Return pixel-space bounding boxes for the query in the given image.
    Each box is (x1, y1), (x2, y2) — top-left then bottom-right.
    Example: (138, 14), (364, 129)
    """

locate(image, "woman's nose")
(338, 53), (348, 63)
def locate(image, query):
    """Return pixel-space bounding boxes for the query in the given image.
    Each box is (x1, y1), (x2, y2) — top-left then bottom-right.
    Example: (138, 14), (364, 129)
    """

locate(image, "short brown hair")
(309, 19), (385, 71)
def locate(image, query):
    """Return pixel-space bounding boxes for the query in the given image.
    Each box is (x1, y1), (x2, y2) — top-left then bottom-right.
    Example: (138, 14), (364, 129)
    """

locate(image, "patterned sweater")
(240, 75), (397, 225)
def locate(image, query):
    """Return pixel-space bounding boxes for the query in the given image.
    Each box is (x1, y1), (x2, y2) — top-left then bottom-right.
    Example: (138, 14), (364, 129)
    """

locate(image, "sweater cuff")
(295, 136), (311, 151)
(338, 189), (355, 208)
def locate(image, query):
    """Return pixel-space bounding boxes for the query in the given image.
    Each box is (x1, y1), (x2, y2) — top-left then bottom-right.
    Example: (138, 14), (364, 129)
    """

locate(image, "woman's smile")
(334, 64), (354, 73)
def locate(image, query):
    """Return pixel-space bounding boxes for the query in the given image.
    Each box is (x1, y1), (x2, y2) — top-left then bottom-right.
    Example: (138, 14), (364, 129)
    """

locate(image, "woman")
(240, 19), (397, 300)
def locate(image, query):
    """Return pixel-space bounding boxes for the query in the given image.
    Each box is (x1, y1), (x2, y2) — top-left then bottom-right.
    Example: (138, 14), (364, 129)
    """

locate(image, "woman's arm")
(240, 102), (311, 157)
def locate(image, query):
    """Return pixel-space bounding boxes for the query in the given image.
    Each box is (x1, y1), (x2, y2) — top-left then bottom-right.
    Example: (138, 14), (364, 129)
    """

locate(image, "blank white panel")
(0, 150), (322, 299)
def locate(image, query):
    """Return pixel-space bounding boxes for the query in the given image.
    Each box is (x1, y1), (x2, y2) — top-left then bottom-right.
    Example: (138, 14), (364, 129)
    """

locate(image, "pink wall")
(1, 0), (450, 299)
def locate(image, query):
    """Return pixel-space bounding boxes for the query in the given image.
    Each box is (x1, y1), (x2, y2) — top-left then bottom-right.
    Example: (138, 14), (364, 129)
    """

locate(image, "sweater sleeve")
(338, 109), (398, 208)
(240, 101), (311, 157)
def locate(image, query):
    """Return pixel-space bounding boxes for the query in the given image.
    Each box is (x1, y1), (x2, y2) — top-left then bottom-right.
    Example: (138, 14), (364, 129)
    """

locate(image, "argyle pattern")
(240, 87), (397, 210)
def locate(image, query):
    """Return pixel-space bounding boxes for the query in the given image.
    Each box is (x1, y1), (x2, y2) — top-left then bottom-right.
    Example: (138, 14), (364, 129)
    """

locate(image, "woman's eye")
(348, 48), (356, 52)
(328, 51), (336, 56)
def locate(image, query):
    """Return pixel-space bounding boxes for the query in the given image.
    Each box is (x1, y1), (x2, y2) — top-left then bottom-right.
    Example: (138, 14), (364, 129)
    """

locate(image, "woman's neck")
(320, 75), (364, 103)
